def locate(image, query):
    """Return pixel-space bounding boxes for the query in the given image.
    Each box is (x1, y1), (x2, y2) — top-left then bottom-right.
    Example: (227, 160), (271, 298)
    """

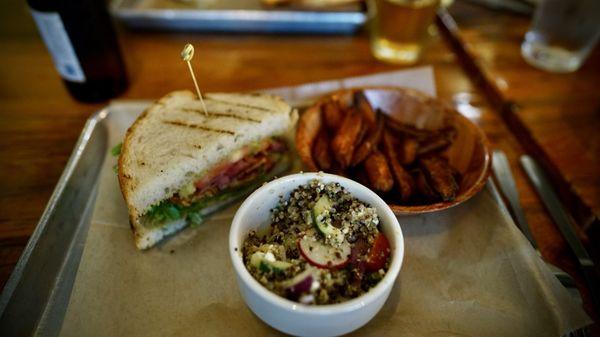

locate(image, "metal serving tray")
(0, 103), (588, 336)
(0, 110), (108, 337)
(111, 0), (366, 34)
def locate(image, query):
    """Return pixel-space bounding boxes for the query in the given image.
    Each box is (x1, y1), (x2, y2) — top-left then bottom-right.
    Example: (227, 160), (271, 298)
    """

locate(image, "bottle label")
(30, 9), (86, 83)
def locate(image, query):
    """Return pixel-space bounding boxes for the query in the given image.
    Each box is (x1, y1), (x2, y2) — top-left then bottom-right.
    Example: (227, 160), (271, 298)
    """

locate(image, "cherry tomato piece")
(365, 233), (391, 272)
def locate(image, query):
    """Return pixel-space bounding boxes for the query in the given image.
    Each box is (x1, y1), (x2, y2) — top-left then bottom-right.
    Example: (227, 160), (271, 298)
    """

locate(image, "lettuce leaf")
(111, 143), (122, 156)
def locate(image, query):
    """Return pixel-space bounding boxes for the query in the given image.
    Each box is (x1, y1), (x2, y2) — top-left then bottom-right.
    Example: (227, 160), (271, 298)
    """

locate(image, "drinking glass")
(367, 0), (440, 65)
(521, 0), (600, 73)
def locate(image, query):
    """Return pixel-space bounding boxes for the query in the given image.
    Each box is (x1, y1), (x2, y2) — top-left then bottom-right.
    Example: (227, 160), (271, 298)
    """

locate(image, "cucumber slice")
(250, 251), (292, 273)
(313, 195), (333, 215)
(312, 195), (345, 246)
(260, 260), (293, 273)
(250, 251), (264, 268)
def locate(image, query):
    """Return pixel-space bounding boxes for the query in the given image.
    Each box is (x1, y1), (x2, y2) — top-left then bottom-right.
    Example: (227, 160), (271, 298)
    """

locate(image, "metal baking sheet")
(111, 0), (366, 34)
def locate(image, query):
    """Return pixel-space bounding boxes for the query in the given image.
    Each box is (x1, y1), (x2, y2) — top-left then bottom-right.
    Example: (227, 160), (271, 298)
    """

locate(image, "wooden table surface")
(0, 0), (598, 331)
(449, 1), (600, 243)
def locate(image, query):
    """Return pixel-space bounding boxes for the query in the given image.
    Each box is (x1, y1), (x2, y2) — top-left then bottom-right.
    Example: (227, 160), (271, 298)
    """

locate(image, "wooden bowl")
(297, 87), (492, 215)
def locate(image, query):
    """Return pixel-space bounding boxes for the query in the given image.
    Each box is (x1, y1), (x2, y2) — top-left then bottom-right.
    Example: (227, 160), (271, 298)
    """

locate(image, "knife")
(492, 150), (538, 249)
(521, 155), (600, 311)
(492, 151), (575, 288)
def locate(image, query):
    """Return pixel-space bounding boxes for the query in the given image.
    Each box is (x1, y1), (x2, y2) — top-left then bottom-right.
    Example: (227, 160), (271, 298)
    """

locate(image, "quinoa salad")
(242, 179), (392, 305)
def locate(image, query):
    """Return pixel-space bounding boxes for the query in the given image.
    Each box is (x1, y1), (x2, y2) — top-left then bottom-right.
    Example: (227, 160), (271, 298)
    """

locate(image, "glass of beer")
(367, 0), (440, 64)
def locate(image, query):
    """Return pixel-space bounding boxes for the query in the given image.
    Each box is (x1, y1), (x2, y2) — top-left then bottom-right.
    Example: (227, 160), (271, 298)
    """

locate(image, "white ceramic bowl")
(229, 172), (405, 337)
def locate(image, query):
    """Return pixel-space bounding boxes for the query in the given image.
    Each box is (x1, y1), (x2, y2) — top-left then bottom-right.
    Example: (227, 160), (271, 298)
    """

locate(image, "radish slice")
(298, 235), (351, 269)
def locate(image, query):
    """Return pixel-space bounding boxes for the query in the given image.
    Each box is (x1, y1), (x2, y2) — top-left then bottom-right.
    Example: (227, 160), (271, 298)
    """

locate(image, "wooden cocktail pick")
(181, 43), (208, 116)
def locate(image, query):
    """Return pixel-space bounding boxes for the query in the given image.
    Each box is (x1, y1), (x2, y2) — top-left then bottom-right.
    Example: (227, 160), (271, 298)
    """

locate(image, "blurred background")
(0, 0), (599, 334)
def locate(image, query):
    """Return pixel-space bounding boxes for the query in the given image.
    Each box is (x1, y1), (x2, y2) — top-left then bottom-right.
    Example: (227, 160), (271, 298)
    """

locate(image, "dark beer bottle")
(27, 0), (128, 102)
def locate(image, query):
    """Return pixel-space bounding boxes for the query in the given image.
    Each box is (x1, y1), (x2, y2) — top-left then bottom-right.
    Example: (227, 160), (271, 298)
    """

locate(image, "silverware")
(491, 151), (588, 336)
(492, 151), (577, 287)
(521, 155), (600, 313)
(491, 150), (538, 248)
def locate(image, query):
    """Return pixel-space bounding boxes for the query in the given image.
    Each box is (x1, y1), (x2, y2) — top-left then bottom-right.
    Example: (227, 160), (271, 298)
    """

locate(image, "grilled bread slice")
(118, 90), (296, 249)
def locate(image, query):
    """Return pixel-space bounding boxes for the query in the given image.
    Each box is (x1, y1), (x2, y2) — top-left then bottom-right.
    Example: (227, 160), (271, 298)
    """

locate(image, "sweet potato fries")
(296, 90), (461, 205)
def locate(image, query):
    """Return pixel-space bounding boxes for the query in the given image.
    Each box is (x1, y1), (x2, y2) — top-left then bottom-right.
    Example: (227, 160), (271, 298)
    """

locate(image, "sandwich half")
(118, 90), (296, 250)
